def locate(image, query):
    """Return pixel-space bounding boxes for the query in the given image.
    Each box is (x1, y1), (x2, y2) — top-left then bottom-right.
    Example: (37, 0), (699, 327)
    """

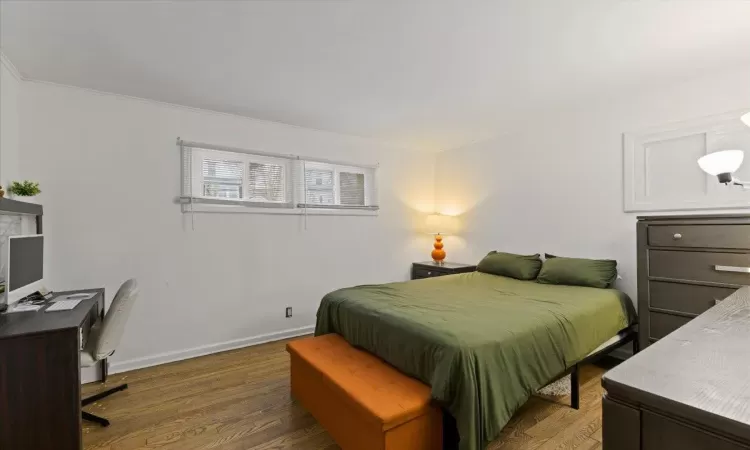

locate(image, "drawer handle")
(427, 271), (432, 276)
(714, 265), (750, 273)
(673, 233), (682, 240)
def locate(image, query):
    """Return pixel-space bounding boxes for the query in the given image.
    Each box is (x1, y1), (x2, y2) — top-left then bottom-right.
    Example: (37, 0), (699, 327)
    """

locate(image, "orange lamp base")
(431, 234), (446, 264)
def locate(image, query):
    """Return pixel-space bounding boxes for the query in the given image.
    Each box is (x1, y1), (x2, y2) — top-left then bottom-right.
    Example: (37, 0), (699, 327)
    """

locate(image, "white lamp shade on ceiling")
(742, 112), (750, 128)
(425, 214), (459, 235)
(697, 150), (744, 176)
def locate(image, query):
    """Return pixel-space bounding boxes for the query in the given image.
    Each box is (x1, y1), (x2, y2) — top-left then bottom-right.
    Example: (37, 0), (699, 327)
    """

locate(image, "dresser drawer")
(643, 410), (748, 450)
(650, 281), (736, 316)
(649, 312), (690, 340)
(648, 224), (750, 250)
(649, 250), (750, 285)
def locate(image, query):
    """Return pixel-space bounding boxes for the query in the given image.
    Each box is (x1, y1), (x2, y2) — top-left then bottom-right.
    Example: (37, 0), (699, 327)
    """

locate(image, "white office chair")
(81, 278), (139, 427)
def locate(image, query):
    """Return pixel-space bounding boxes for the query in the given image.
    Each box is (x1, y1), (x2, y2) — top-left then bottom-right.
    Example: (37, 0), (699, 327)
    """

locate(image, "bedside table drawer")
(414, 268), (444, 279)
(411, 262), (476, 280)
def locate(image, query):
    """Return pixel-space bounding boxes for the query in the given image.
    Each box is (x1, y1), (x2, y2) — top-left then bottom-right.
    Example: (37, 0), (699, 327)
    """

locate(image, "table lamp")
(425, 214), (458, 265)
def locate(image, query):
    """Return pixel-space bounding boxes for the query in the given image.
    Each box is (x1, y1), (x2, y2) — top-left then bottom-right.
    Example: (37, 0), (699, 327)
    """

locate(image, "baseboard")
(108, 324), (315, 375)
(87, 325), (631, 383)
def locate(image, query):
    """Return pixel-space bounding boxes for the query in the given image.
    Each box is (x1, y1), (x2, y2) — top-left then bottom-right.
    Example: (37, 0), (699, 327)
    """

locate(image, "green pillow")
(476, 251), (542, 280)
(537, 254), (617, 288)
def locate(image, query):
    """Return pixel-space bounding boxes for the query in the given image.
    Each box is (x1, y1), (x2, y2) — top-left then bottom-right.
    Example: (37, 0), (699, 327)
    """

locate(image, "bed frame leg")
(442, 410), (459, 450)
(570, 364), (580, 410)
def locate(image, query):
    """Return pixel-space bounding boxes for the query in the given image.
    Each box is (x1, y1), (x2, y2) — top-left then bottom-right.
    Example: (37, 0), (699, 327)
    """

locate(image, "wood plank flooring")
(82, 338), (615, 450)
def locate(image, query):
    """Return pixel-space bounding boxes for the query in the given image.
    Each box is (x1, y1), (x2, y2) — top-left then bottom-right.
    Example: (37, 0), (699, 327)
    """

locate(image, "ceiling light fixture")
(742, 112), (750, 128)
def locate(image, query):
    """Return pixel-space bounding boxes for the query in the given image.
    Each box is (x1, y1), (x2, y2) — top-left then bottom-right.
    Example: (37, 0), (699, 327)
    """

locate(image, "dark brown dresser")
(637, 214), (750, 350)
(602, 286), (750, 450)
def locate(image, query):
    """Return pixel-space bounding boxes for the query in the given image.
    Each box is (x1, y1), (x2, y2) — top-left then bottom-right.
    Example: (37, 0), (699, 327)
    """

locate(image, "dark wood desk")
(602, 286), (750, 450)
(0, 289), (104, 450)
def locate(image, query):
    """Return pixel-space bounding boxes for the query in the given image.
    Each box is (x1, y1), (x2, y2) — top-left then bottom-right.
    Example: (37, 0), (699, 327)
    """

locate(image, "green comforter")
(315, 272), (634, 450)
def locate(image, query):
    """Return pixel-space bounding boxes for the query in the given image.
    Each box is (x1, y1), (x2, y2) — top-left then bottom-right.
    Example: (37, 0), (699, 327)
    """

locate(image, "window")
(180, 141), (378, 213)
(299, 162), (373, 209)
(340, 172), (366, 206)
(248, 161), (286, 203)
(186, 147), (294, 207)
(304, 166), (335, 205)
(202, 159), (243, 199)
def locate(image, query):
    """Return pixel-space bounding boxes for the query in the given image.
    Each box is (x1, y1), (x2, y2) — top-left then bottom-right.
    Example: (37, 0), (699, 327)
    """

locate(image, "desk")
(602, 286), (750, 450)
(0, 288), (104, 450)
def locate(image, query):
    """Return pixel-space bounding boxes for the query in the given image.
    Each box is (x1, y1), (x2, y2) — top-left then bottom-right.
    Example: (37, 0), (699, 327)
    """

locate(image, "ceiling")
(2, 1), (750, 151)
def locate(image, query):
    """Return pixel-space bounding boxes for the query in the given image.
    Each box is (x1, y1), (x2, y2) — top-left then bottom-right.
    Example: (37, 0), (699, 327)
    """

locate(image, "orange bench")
(287, 334), (442, 450)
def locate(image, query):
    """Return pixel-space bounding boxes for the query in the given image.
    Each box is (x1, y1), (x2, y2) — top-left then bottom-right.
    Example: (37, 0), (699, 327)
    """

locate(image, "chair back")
(94, 279), (139, 361)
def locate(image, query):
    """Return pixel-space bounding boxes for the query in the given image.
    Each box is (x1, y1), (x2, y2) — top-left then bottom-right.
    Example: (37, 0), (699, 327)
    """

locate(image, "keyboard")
(45, 299), (83, 312)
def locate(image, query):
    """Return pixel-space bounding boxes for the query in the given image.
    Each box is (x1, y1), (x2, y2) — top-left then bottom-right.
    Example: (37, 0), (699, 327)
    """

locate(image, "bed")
(315, 271), (636, 450)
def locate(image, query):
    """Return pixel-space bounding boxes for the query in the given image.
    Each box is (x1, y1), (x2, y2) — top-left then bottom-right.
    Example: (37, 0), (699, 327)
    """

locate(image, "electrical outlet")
(285, 307), (292, 318)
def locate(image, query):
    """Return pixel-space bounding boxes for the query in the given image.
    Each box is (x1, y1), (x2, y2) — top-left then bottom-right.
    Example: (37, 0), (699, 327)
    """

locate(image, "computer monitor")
(4, 234), (44, 307)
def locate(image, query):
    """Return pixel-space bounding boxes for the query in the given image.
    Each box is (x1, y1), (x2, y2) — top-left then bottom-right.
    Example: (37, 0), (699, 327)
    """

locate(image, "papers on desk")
(45, 299), (82, 312)
(4, 292), (96, 314)
(9, 304), (43, 313)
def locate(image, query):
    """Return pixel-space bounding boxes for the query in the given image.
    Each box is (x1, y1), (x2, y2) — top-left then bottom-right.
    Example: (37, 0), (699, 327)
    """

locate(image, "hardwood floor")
(82, 338), (614, 450)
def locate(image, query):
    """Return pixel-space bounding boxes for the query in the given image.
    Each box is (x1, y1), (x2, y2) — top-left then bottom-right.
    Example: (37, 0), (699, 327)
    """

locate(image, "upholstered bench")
(287, 334), (442, 450)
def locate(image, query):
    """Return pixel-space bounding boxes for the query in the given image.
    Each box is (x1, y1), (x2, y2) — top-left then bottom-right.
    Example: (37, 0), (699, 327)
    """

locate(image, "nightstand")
(411, 261), (477, 280)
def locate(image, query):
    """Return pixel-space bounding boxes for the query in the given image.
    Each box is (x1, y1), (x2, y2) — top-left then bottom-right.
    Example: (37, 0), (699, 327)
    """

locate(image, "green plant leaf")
(9, 180), (41, 196)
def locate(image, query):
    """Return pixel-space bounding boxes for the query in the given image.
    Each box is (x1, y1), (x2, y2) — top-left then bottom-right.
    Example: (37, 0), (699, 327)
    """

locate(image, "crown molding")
(0, 51), (23, 81)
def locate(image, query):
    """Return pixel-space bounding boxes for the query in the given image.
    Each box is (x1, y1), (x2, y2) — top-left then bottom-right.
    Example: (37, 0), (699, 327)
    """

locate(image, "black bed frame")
(442, 325), (639, 449)
(566, 325), (638, 409)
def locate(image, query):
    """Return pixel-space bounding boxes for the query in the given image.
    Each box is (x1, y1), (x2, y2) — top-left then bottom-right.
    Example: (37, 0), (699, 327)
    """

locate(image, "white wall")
(0, 54), (21, 187)
(19, 81), (435, 377)
(435, 66), (750, 303)
(16, 58), (748, 377)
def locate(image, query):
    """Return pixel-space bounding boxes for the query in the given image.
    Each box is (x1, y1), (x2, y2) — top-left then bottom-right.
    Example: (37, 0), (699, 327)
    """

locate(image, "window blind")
(202, 159), (243, 199)
(181, 144), (294, 208)
(304, 167), (335, 206)
(179, 139), (378, 211)
(339, 172), (366, 206)
(296, 161), (378, 210)
(248, 162), (285, 203)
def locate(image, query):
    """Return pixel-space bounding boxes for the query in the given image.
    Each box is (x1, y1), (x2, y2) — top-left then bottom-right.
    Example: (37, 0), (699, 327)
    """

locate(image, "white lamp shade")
(697, 150), (744, 176)
(742, 112), (750, 128)
(425, 214), (458, 235)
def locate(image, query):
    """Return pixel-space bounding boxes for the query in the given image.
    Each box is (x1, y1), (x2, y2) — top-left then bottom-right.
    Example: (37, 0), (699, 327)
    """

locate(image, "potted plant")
(8, 181), (41, 203)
